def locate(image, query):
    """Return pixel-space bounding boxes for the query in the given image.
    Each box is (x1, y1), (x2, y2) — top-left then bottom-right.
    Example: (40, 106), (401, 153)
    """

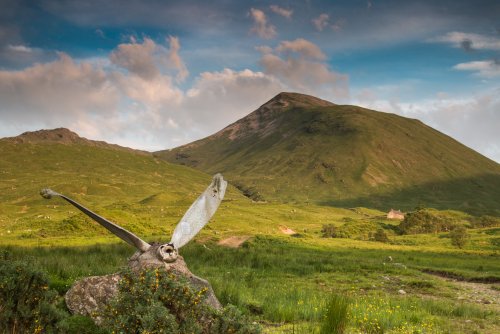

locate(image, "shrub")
(101, 268), (261, 334)
(450, 226), (468, 249)
(320, 294), (350, 334)
(321, 224), (338, 238)
(399, 209), (456, 234)
(373, 228), (389, 243)
(471, 215), (500, 228)
(0, 251), (65, 334)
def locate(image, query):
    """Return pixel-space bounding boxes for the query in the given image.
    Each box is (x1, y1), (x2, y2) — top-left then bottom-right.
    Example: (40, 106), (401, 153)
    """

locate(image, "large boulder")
(65, 245), (221, 324)
(65, 274), (121, 324)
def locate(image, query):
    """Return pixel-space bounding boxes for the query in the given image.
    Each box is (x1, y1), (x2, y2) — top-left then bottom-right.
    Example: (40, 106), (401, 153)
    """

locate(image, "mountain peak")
(9, 128), (83, 144)
(263, 92), (335, 109)
(208, 92), (335, 142)
(156, 92), (500, 214)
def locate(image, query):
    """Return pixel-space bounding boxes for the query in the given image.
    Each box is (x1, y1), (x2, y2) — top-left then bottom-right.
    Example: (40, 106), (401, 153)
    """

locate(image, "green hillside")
(0, 128), (248, 242)
(1, 128), (499, 334)
(156, 92), (500, 215)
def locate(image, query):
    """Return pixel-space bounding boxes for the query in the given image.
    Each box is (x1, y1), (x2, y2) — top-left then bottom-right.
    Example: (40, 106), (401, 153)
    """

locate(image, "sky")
(0, 0), (499, 162)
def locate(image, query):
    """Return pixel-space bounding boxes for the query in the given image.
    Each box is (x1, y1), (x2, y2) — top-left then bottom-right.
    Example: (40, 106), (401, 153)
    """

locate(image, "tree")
(450, 226), (468, 249)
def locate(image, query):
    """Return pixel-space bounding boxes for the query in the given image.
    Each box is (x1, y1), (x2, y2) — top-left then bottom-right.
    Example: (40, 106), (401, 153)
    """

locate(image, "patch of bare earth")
(279, 225), (296, 235)
(217, 236), (250, 248)
(429, 274), (499, 312)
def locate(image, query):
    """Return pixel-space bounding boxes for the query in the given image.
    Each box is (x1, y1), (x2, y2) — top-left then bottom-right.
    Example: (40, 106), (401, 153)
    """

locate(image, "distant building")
(387, 209), (405, 220)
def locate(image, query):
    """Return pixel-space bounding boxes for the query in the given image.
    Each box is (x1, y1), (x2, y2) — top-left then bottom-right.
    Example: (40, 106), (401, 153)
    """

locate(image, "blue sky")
(1, 0), (499, 162)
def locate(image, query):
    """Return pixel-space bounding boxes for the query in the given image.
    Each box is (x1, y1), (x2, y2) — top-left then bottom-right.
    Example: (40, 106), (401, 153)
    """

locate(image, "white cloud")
(430, 32), (500, 50)
(276, 38), (326, 60)
(110, 38), (160, 79)
(259, 39), (349, 100)
(0, 35), (352, 150)
(331, 18), (346, 32)
(312, 13), (329, 31)
(249, 8), (277, 39)
(7, 44), (34, 53)
(0, 37), (287, 150)
(269, 5), (293, 19)
(109, 36), (188, 82)
(354, 88), (500, 163)
(184, 68), (283, 136)
(0, 52), (118, 125)
(453, 60), (500, 77)
(167, 36), (189, 82)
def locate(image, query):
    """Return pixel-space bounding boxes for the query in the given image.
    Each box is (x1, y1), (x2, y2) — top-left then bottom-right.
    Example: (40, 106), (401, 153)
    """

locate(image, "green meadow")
(1, 139), (499, 333)
(2, 198), (499, 333)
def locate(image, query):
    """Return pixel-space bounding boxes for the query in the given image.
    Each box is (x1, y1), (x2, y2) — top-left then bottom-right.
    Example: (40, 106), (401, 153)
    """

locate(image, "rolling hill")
(155, 92), (500, 215)
(0, 128), (248, 242)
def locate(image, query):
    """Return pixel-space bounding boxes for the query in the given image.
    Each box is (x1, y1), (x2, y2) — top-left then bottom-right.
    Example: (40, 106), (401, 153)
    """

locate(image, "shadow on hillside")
(319, 173), (500, 216)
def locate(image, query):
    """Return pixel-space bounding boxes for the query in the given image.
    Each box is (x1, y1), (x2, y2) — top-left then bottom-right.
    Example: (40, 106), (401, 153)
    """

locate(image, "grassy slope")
(156, 94), (500, 215)
(1, 133), (499, 333)
(0, 138), (236, 242)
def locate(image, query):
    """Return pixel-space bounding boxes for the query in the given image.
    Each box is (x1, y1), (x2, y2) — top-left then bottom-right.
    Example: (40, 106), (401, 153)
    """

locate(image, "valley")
(1, 94), (499, 333)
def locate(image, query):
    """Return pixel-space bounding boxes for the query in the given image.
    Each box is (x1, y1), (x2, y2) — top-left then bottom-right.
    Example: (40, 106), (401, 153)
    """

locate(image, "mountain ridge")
(155, 92), (500, 215)
(2, 127), (149, 155)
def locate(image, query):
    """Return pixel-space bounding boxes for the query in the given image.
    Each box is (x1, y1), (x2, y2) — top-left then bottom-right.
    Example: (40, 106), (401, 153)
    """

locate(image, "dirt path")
(217, 236), (251, 248)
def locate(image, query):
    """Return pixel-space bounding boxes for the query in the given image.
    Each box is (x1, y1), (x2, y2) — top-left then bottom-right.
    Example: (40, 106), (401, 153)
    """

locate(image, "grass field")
(1, 197), (499, 333)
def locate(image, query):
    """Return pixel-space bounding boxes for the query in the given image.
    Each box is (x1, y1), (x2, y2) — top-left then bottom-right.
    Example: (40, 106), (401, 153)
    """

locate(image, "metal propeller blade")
(170, 173), (227, 249)
(40, 188), (151, 252)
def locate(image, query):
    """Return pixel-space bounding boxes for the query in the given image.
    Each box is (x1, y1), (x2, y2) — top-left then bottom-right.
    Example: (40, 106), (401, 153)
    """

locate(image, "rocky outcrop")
(65, 246), (221, 324)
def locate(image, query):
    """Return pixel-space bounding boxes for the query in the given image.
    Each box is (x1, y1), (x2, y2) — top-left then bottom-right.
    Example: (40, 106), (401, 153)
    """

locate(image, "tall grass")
(1, 235), (498, 333)
(320, 294), (350, 334)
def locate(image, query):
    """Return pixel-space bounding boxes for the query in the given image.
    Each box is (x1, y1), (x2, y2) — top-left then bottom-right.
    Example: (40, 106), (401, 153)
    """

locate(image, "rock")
(398, 289), (407, 295)
(65, 274), (121, 325)
(65, 244), (221, 324)
(128, 244), (221, 310)
(392, 263), (407, 269)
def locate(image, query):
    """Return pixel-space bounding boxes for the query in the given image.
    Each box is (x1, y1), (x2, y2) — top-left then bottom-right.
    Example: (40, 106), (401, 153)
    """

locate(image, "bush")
(373, 228), (389, 243)
(399, 209), (456, 234)
(101, 268), (261, 334)
(321, 224), (338, 238)
(450, 226), (468, 249)
(0, 251), (65, 334)
(471, 215), (500, 228)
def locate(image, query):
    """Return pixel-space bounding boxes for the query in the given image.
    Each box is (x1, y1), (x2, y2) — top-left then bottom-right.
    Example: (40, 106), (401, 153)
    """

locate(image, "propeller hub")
(157, 243), (178, 263)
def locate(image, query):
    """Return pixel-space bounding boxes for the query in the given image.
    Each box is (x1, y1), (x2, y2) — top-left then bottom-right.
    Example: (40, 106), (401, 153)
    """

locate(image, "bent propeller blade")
(40, 188), (151, 252)
(170, 173), (227, 249)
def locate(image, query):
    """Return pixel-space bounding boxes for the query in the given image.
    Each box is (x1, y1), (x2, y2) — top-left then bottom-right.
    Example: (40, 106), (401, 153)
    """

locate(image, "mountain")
(4, 128), (148, 154)
(155, 92), (500, 215)
(0, 128), (242, 240)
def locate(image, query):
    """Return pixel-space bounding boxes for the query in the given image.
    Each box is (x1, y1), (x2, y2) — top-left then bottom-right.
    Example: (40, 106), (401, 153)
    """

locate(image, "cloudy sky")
(0, 0), (499, 162)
